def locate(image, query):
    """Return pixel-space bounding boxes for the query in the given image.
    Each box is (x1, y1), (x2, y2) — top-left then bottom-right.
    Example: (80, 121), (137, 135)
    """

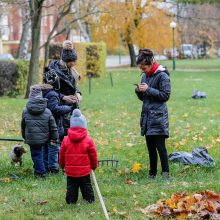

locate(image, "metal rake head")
(98, 159), (119, 167)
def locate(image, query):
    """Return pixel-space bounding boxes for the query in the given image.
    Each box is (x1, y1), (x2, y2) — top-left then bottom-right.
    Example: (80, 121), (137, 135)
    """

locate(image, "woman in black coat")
(49, 40), (82, 135)
(135, 49), (171, 179)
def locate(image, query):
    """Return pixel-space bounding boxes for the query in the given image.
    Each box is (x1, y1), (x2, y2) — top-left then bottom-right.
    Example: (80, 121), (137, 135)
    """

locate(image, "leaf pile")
(140, 190), (220, 219)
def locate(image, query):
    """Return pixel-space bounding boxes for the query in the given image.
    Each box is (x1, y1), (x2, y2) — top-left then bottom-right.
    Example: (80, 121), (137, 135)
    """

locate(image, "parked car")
(0, 53), (14, 61)
(154, 54), (168, 60)
(217, 48), (220, 57)
(179, 44), (197, 59)
(164, 48), (179, 59)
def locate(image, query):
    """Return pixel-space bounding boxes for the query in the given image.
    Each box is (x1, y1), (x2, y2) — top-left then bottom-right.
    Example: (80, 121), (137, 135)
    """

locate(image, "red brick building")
(0, 1), (68, 57)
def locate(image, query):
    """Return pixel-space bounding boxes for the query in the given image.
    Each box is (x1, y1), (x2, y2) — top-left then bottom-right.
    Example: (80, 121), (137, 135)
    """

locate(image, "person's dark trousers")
(66, 175), (95, 204)
(145, 135), (169, 176)
(43, 142), (60, 172)
(30, 146), (46, 176)
(63, 113), (71, 136)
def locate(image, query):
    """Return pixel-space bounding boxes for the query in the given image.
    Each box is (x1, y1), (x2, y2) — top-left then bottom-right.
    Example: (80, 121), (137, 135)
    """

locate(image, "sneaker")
(34, 173), (46, 179)
(162, 172), (171, 181)
(48, 169), (59, 174)
(148, 174), (156, 179)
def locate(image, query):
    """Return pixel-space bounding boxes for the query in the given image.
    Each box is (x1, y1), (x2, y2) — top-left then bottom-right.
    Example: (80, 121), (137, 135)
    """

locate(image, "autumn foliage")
(140, 190), (220, 219)
(92, 0), (177, 53)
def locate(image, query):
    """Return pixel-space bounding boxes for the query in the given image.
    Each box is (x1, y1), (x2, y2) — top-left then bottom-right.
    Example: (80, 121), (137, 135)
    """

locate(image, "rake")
(92, 156), (119, 220)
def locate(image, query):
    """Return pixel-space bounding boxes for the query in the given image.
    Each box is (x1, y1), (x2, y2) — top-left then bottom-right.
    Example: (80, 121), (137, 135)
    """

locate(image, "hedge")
(0, 60), (43, 97)
(0, 61), (18, 96)
(0, 42), (106, 96)
(49, 42), (106, 79)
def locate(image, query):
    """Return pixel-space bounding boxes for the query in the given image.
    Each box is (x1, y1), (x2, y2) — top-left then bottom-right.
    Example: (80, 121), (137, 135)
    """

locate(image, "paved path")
(106, 55), (130, 68)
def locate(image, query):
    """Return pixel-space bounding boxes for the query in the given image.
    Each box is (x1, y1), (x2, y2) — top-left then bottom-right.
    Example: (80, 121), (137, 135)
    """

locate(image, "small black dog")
(10, 144), (26, 166)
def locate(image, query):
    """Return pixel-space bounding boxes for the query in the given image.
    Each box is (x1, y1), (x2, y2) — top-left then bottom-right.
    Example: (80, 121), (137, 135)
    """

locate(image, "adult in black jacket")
(21, 85), (58, 178)
(49, 40), (82, 135)
(135, 49), (171, 179)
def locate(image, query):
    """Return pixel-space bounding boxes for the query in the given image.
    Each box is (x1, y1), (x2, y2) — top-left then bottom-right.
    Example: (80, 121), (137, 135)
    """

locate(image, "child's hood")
(67, 127), (87, 142)
(26, 98), (47, 115)
(39, 84), (53, 94)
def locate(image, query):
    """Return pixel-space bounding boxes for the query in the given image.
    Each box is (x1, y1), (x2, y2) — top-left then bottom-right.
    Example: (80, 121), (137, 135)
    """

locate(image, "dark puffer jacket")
(41, 84), (72, 138)
(21, 98), (59, 146)
(135, 65), (171, 137)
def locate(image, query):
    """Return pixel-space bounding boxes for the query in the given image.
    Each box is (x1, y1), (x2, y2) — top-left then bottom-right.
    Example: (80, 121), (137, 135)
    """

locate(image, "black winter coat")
(135, 66), (171, 137)
(49, 60), (81, 109)
(41, 84), (72, 138)
(21, 98), (59, 146)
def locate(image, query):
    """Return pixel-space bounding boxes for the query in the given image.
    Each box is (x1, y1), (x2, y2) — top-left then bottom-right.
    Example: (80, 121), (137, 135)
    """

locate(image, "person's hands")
(138, 83), (148, 92)
(62, 95), (78, 104)
(51, 139), (58, 145)
(76, 93), (82, 103)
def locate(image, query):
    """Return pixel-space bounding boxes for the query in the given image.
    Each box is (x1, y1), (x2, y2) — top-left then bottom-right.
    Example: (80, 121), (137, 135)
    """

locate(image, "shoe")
(34, 173), (46, 179)
(148, 175), (156, 179)
(162, 172), (171, 181)
(48, 169), (59, 174)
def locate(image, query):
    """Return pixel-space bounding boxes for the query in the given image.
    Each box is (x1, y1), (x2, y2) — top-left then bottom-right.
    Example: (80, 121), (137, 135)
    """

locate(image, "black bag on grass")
(168, 147), (215, 166)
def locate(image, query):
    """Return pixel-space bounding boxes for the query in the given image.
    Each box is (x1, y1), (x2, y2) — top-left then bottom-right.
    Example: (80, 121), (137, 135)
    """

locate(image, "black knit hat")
(61, 40), (77, 63)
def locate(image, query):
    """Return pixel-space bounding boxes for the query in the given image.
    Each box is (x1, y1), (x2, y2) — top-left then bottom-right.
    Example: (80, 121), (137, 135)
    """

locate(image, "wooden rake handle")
(91, 170), (110, 220)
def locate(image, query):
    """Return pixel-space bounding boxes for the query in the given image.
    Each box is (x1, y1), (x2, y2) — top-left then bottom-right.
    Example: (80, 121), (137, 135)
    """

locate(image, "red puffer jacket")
(59, 127), (98, 177)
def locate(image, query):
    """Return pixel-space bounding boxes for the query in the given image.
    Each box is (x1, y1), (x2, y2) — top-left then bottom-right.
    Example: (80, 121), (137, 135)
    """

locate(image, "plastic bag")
(169, 147), (215, 166)
(192, 90), (207, 99)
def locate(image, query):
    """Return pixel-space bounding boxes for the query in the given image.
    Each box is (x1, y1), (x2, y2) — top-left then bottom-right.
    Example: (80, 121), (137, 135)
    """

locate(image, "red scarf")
(146, 62), (159, 76)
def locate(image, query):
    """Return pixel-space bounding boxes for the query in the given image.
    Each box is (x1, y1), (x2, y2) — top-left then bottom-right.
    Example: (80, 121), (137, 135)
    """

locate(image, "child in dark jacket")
(59, 109), (98, 204)
(41, 68), (72, 173)
(21, 85), (58, 178)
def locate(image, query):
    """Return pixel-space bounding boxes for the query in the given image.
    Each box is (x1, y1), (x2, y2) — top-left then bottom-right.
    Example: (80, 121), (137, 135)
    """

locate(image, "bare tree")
(42, 0), (101, 68)
(43, 0), (75, 68)
(17, 0), (31, 59)
(25, 0), (44, 98)
(178, 3), (220, 51)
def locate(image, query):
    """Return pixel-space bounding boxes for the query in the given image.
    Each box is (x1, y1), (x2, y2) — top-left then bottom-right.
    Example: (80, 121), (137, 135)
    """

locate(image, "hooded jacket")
(135, 65), (171, 137)
(59, 127), (98, 177)
(21, 97), (58, 146)
(40, 84), (72, 138)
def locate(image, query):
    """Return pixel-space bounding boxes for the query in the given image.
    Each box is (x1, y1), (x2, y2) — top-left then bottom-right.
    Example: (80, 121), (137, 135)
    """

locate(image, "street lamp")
(170, 21), (177, 71)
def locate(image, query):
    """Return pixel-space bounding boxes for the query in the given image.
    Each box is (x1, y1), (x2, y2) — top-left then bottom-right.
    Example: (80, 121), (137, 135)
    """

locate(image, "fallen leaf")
(36, 200), (48, 205)
(139, 190), (220, 219)
(126, 179), (137, 185)
(132, 162), (141, 173)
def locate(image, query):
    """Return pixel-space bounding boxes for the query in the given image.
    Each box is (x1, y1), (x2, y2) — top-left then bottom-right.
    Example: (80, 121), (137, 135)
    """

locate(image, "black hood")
(26, 98), (47, 115)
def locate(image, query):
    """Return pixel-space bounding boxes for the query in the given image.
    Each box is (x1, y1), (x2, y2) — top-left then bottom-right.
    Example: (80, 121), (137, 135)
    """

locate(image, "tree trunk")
(128, 43), (136, 67)
(17, 0), (31, 59)
(25, 0), (44, 98)
(44, 40), (50, 69)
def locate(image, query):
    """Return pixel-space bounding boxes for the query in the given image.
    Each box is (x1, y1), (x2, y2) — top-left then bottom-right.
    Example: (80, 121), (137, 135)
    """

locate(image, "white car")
(217, 48), (220, 57)
(0, 53), (14, 60)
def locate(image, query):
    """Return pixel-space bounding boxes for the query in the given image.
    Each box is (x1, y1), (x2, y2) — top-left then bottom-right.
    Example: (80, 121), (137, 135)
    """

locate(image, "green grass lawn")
(160, 58), (220, 70)
(0, 65), (220, 219)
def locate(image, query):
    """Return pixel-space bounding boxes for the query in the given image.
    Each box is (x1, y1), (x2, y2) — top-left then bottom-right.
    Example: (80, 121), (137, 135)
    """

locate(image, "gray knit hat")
(29, 85), (42, 99)
(61, 40), (77, 63)
(70, 109), (87, 128)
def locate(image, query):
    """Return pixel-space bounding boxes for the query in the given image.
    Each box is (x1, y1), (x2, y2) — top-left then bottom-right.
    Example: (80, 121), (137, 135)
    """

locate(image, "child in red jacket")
(59, 109), (98, 204)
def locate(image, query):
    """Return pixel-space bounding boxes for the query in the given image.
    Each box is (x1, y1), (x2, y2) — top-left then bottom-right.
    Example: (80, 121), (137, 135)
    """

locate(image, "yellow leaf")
(132, 162), (141, 173)
(183, 113), (188, 118)
(215, 137), (220, 143)
(3, 178), (12, 183)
